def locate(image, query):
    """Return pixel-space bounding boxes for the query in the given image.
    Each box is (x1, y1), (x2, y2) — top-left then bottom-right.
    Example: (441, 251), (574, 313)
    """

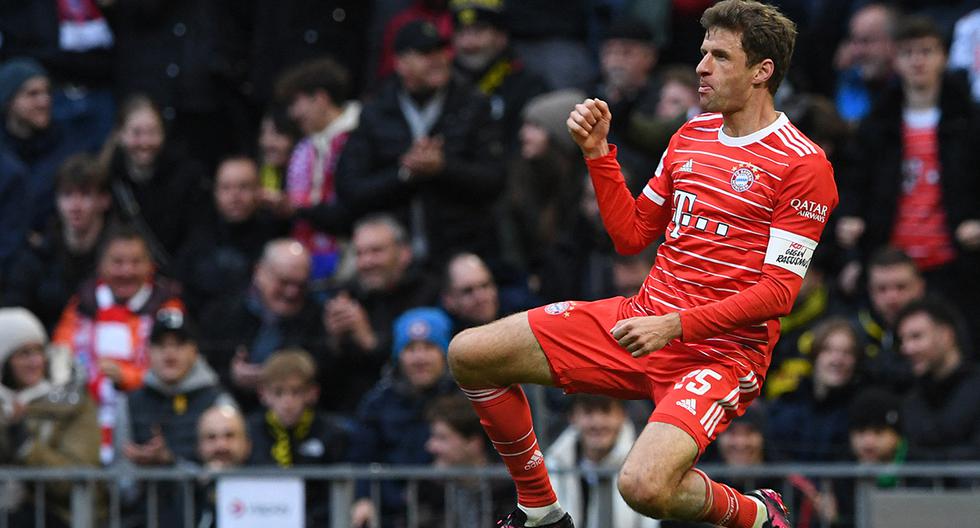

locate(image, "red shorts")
(528, 296), (763, 456)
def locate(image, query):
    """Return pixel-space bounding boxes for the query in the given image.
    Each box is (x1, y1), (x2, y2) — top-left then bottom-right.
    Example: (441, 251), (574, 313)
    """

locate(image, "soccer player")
(447, 1), (838, 527)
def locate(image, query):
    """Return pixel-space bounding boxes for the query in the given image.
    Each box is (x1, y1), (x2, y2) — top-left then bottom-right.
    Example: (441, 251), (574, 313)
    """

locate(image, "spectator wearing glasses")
(199, 239), (330, 413)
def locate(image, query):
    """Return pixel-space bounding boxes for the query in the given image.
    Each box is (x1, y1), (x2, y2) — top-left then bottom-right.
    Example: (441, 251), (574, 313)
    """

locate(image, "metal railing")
(1, 463), (979, 528)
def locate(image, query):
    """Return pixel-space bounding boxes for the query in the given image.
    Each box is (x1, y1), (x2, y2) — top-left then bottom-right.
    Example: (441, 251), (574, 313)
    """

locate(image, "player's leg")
(619, 421), (771, 527)
(617, 365), (791, 528)
(448, 312), (570, 527)
(449, 311), (555, 388)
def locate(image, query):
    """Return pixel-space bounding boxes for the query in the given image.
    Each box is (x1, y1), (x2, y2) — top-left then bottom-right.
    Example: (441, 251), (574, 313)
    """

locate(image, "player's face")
(99, 238), (154, 302)
(867, 264), (924, 325)
(813, 330), (858, 390)
(850, 427), (900, 463)
(894, 36), (946, 91)
(897, 312), (954, 378)
(696, 28), (758, 113)
(259, 376), (315, 428)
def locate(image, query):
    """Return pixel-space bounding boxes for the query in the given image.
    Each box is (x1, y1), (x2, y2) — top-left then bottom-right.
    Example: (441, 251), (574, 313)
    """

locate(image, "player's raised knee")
(447, 327), (485, 383)
(617, 467), (673, 519)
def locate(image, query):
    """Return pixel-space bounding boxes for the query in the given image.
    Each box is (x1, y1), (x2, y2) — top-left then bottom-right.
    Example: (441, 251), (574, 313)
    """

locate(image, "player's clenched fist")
(567, 98), (612, 159)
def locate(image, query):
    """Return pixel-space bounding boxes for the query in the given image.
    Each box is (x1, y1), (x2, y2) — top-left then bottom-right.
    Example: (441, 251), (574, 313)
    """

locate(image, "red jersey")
(891, 110), (956, 270)
(586, 112), (838, 375)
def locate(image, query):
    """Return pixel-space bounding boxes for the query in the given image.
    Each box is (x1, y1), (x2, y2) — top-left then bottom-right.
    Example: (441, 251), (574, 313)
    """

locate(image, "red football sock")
(693, 468), (760, 528)
(461, 385), (557, 508)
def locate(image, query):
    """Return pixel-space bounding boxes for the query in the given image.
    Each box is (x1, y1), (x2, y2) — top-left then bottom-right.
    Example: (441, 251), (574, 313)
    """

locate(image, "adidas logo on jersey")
(679, 159), (694, 172)
(676, 398), (697, 416)
(524, 449), (545, 471)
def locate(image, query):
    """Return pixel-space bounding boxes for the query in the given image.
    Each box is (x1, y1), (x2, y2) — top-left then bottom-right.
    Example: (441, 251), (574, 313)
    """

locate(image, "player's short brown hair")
(700, 0), (798, 95)
(260, 348), (317, 386)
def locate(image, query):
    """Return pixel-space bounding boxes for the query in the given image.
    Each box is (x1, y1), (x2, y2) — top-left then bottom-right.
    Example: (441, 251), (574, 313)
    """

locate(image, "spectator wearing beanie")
(451, 0), (548, 150)
(0, 57), (89, 269)
(502, 90), (587, 285)
(349, 307), (457, 528)
(0, 307), (100, 527)
(849, 388), (905, 471)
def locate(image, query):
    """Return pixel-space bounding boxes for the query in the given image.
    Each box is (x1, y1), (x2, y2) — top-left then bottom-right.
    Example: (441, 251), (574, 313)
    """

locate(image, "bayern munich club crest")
(544, 301), (572, 316)
(730, 163), (758, 192)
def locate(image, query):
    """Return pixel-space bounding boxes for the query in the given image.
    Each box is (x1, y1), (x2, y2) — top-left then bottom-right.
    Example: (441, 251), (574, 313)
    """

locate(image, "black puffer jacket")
(902, 361), (980, 461)
(335, 77), (505, 267)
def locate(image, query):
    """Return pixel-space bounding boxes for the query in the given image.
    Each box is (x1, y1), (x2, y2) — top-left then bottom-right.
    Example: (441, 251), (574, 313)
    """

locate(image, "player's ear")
(753, 58), (775, 88)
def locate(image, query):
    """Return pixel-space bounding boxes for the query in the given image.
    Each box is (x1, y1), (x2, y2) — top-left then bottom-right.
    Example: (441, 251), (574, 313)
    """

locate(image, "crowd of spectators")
(1, 1), (980, 527)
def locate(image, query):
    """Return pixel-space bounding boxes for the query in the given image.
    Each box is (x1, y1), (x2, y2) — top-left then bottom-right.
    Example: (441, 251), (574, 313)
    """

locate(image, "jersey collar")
(718, 112), (788, 147)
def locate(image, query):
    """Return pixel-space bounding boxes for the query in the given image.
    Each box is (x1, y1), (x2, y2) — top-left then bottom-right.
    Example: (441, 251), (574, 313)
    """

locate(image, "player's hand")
(611, 313), (682, 358)
(567, 98), (611, 159)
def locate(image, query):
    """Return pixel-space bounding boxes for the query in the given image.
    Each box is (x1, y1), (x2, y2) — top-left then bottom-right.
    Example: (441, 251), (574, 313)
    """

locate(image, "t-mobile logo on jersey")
(670, 190), (730, 239)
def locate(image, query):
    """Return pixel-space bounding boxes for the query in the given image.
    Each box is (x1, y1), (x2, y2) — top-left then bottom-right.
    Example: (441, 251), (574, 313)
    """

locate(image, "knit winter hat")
(0, 308), (48, 367)
(522, 89), (586, 154)
(0, 57), (47, 110)
(393, 307), (453, 358)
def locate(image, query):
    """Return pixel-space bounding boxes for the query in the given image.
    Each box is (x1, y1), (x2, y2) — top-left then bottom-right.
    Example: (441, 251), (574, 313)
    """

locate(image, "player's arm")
(680, 155), (838, 342)
(569, 98), (673, 255)
(613, 156), (838, 356)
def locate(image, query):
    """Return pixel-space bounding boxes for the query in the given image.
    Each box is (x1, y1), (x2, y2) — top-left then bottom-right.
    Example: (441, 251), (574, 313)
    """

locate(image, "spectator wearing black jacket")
(0, 58), (91, 268)
(175, 156), (287, 316)
(198, 239), (330, 413)
(2, 154), (110, 330)
(322, 214), (440, 413)
(836, 17), (980, 328)
(766, 318), (862, 462)
(103, 95), (208, 272)
(897, 300), (980, 461)
(335, 19), (506, 268)
(450, 1), (548, 151)
(348, 307), (458, 528)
